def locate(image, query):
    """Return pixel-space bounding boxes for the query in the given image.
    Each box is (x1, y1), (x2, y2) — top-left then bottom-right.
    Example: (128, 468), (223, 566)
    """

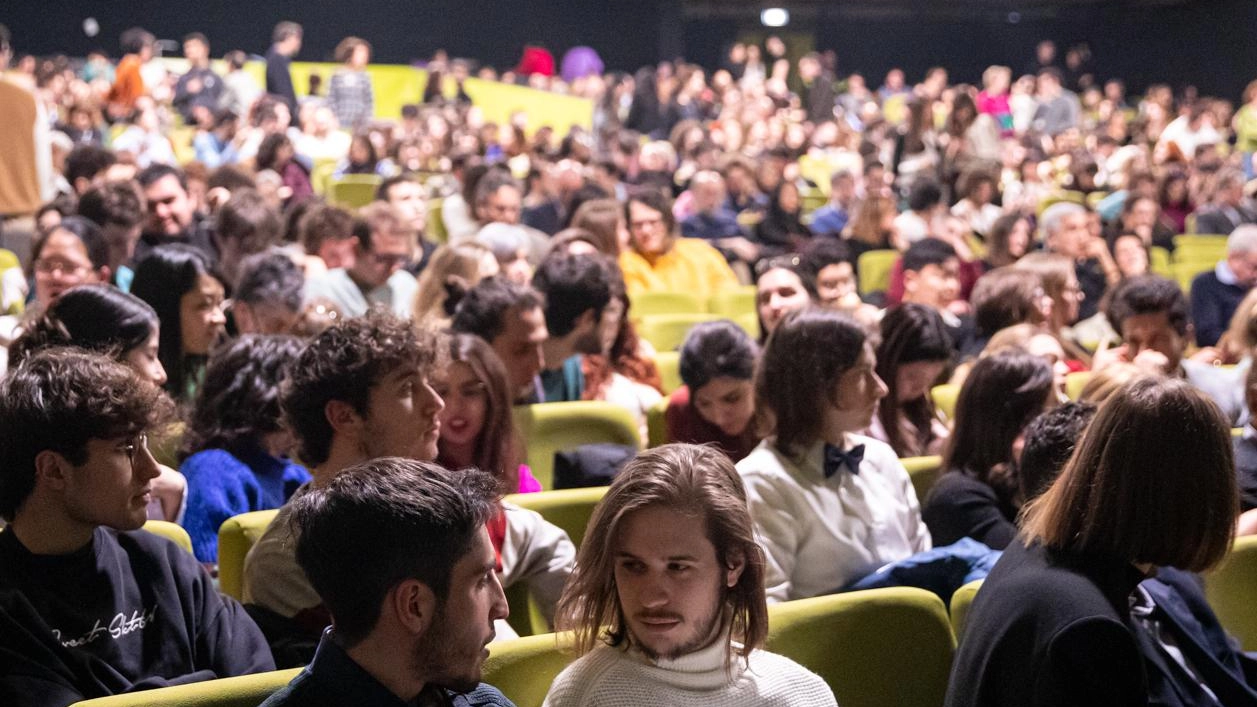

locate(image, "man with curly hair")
(0, 349), (274, 706)
(244, 309), (444, 666)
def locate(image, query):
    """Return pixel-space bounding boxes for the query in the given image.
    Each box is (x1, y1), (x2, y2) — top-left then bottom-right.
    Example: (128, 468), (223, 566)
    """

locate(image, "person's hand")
(187, 77), (203, 94)
(1238, 507), (1257, 537)
(1188, 346), (1222, 365)
(1131, 348), (1171, 374)
(1090, 343), (1129, 373)
(719, 237), (760, 263)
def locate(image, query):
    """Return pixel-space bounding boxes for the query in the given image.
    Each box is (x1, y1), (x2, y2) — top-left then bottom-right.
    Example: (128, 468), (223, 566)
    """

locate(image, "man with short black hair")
(75, 180), (144, 288)
(1102, 274), (1247, 425)
(901, 238), (971, 353)
(376, 175), (436, 274)
(245, 311), (444, 666)
(260, 459), (513, 707)
(451, 276), (548, 404)
(304, 202), (419, 318)
(135, 163), (217, 264)
(233, 249), (304, 335)
(64, 144), (117, 197)
(173, 32), (222, 126)
(531, 253), (615, 402)
(0, 349), (273, 705)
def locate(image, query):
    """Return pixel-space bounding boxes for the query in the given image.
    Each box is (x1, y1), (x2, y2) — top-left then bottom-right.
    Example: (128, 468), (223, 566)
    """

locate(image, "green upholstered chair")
(637, 313), (721, 351)
(630, 290), (707, 317)
(901, 455), (943, 506)
(948, 579), (984, 641)
(1065, 371), (1093, 401)
(856, 249), (899, 296)
(653, 350), (682, 394)
(512, 401), (639, 490)
(217, 509), (280, 601)
(646, 396), (670, 449)
(765, 586), (956, 707)
(930, 383), (960, 423)
(426, 196), (448, 244)
(504, 487), (607, 551)
(707, 285), (757, 320)
(327, 174), (382, 208)
(142, 520), (193, 555)
(68, 668), (302, 707)
(1205, 534), (1257, 650)
(482, 633), (575, 707)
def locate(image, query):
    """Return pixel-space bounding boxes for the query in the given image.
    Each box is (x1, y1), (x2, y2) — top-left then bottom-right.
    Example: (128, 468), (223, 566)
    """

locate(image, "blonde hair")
(411, 242), (496, 325)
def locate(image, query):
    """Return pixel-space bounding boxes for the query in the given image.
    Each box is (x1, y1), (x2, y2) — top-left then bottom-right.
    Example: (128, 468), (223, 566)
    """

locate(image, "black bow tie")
(823, 443), (865, 478)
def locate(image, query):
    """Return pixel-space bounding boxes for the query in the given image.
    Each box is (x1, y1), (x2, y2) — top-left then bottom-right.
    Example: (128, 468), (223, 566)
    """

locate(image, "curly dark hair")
(0, 349), (173, 521)
(181, 335), (305, 461)
(282, 309), (439, 467)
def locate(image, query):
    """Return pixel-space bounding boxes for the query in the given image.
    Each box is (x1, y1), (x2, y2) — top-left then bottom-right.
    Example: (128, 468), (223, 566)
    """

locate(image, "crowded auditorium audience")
(3, 15), (1257, 705)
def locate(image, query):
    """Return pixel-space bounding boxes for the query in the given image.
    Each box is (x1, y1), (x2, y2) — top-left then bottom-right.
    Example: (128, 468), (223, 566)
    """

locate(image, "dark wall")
(4, 0), (1254, 99)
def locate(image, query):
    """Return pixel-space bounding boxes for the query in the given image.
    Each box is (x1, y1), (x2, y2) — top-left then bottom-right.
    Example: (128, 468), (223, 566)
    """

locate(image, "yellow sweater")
(619, 238), (739, 299)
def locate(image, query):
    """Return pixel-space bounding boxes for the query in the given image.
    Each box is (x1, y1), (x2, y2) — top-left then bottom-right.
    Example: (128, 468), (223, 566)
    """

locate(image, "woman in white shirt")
(736, 308), (931, 602)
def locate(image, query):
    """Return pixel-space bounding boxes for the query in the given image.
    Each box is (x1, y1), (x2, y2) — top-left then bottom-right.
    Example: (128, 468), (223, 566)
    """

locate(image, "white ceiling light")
(761, 7), (790, 27)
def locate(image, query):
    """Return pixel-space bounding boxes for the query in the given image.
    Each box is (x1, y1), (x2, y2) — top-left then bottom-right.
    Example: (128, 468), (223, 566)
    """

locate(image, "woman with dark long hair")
(755, 181), (811, 257)
(130, 244), (227, 403)
(179, 335), (309, 564)
(869, 304), (953, 457)
(922, 350), (1056, 549)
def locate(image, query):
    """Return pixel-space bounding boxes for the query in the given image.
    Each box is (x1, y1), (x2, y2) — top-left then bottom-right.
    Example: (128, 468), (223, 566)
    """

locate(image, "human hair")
(906, 178), (943, 213)
(556, 444), (768, 660)
(1022, 378), (1236, 572)
(120, 27), (155, 54)
(256, 133), (294, 173)
(31, 216), (109, 272)
(77, 181), (144, 230)
(65, 145), (117, 189)
(1077, 362), (1152, 405)
(435, 334), (521, 494)
(845, 195), (895, 248)
(181, 335), (304, 460)
(137, 162), (189, 193)
(473, 169), (522, 210)
(282, 310), (437, 467)
(1227, 224), (1257, 256)
(413, 242), (497, 322)
(1105, 275), (1189, 338)
(375, 174), (420, 204)
(902, 238), (957, 274)
(450, 276), (543, 343)
(215, 189), (282, 259)
(624, 189), (678, 253)
(234, 249), (304, 312)
(970, 267), (1046, 337)
(875, 304), (952, 457)
(1018, 401), (1098, 504)
(531, 254), (614, 338)
(272, 21), (303, 45)
(334, 36), (370, 64)
(0, 349), (173, 521)
(290, 458), (499, 647)
(357, 201), (413, 252)
(943, 350), (1055, 509)
(984, 213), (1028, 268)
(1013, 252), (1076, 326)
(678, 320), (759, 392)
(1038, 201), (1087, 238)
(224, 50), (247, 71)
(756, 309), (866, 457)
(569, 198), (622, 255)
(9, 285), (158, 368)
(130, 244), (222, 398)
(798, 238), (855, 277)
(298, 203), (356, 256)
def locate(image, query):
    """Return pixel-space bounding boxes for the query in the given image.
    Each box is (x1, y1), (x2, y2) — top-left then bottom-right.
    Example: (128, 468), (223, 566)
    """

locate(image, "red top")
(664, 386), (761, 463)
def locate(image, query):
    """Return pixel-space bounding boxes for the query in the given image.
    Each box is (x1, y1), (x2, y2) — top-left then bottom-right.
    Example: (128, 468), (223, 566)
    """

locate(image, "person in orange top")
(619, 190), (739, 299)
(107, 28), (154, 119)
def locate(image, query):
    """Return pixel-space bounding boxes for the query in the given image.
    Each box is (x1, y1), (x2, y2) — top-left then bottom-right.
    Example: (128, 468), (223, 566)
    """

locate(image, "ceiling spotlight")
(761, 7), (790, 27)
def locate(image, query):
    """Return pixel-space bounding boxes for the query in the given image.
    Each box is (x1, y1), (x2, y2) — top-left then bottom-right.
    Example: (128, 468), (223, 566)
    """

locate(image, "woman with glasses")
(9, 284), (187, 522)
(618, 190), (739, 299)
(29, 216), (111, 309)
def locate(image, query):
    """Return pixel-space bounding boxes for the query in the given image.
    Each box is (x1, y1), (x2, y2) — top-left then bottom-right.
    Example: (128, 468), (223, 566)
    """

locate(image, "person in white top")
(736, 308), (931, 603)
(545, 444), (836, 707)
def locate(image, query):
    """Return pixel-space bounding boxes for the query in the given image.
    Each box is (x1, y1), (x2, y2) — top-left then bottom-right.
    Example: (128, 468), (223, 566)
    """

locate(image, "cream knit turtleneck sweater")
(542, 636), (838, 706)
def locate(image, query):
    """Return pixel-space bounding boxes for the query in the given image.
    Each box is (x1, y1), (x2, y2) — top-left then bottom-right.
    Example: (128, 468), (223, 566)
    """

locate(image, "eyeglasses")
(370, 253), (411, 268)
(33, 259), (90, 276)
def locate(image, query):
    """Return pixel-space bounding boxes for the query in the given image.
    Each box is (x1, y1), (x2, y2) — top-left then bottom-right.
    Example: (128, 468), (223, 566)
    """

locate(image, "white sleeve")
(738, 461), (799, 604)
(500, 505), (576, 623)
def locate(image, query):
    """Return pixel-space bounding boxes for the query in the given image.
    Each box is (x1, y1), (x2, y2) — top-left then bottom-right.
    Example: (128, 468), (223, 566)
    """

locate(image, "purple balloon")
(560, 46), (604, 83)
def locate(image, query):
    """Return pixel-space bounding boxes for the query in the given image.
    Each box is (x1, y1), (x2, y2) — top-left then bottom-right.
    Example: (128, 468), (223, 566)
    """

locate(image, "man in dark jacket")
(266, 21), (302, 114)
(0, 349), (274, 707)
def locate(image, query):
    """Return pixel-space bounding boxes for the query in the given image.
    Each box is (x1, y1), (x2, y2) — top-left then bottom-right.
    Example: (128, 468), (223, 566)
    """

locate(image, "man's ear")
(390, 578), (437, 638)
(324, 399), (364, 436)
(577, 308), (599, 334)
(33, 450), (72, 492)
(903, 269), (919, 293)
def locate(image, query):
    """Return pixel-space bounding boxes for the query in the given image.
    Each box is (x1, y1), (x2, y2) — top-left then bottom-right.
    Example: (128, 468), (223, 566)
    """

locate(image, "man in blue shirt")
(809, 170), (858, 237)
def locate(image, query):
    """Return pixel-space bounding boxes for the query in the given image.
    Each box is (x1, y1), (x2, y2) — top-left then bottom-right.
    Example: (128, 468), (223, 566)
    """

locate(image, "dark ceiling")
(682, 0), (1194, 21)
